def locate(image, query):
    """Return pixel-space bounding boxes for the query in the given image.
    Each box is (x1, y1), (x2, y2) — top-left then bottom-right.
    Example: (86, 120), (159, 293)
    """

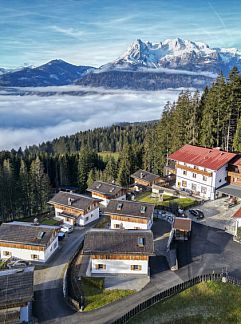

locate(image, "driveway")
(187, 197), (240, 232)
(33, 226), (88, 322)
(37, 222), (241, 324)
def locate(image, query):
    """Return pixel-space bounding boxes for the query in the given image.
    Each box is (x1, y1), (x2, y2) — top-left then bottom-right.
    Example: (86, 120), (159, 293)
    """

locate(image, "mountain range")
(1, 38), (241, 90)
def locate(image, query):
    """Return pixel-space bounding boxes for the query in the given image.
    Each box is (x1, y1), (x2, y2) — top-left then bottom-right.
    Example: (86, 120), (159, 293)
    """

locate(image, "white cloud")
(0, 87), (184, 150)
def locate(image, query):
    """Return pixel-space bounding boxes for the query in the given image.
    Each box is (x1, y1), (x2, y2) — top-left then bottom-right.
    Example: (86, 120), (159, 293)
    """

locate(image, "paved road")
(33, 227), (87, 322)
(35, 222), (241, 324)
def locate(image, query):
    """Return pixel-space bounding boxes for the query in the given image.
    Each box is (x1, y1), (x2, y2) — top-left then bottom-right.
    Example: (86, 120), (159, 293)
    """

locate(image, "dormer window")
(117, 203), (123, 211)
(96, 184), (102, 189)
(37, 231), (45, 239)
(137, 237), (144, 247)
(109, 187), (115, 193)
(140, 206), (147, 214)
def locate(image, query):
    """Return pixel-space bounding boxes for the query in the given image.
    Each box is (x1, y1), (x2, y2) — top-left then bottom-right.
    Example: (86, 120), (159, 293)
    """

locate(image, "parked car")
(189, 209), (199, 217)
(60, 224), (73, 233)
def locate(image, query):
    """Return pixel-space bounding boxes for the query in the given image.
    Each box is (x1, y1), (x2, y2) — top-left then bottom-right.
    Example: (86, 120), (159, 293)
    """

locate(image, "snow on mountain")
(101, 38), (241, 75)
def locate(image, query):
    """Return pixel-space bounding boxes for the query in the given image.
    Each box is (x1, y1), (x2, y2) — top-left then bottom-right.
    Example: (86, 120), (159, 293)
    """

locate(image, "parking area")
(186, 197), (240, 232)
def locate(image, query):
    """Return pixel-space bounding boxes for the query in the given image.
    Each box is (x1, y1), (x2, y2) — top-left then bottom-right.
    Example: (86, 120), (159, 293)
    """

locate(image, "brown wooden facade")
(92, 254), (148, 260)
(54, 201), (99, 217)
(91, 189), (126, 200)
(110, 214), (148, 224)
(176, 163), (212, 177)
(134, 177), (161, 187)
(0, 242), (45, 251)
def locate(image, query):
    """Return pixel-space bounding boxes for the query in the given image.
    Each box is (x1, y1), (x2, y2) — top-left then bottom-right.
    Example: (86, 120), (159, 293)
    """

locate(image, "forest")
(0, 67), (241, 222)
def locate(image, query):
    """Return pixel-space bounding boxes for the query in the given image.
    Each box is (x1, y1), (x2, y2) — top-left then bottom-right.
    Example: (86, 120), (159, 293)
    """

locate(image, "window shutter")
(103, 264), (106, 270)
(131, 265), (134, 270)
(95, 264), (99, 269)
(138, 265), (142, 270)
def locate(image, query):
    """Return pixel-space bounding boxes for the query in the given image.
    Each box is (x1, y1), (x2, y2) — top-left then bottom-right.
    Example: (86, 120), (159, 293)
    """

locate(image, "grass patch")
(135, 192), (196, 209)
(129, 281), (241, 323)
(94, 215), (110, 229)
(80, 276), (134, 312)
(0, 260), (7, 269)
(40, 218), (61, 226)
(98, 151), (120, 161)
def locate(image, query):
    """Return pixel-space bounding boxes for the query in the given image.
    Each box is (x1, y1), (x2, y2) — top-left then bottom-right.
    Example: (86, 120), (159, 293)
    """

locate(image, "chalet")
(105, 200), (155, 230)
(87, 181), (127, 207)
(169, 144), (237, 200)
(0, 267), (34, 324)
(48, 191), (99, 226)
(173, 217), (192, 240)
(83, 229), (154, 275)
(0, 222), (59, 262)
(131, 169), (162, 191)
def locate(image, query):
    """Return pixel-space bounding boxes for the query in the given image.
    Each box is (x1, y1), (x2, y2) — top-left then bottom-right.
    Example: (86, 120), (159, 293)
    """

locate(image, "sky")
(1, 0), (241, 68)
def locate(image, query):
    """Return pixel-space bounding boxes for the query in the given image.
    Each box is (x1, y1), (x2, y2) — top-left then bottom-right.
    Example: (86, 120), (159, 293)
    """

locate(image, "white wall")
(77, 207), (99, 226)
(91, 258), (149, 275)
(91, 194), (126, 207)
(214, 164), (228, 188)
(111, 218), (152, 230)
(0, 236), (58, 263)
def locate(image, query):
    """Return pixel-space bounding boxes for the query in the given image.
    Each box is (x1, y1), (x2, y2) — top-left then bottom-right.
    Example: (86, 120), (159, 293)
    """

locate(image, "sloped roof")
(169, 144), (236, 171)
(131, 169), (160, 182)
(233, 207), (241, 218)
(232, 155), (241, 167)
(48, 191), (98, 211)
(0, 222), (58, 247)
(173, 217), (192, 231)
(105, 199), (155, 220)
(83, 229), (154, 255)
(0, 267), (34, 308)
(87, 181), (125, 197)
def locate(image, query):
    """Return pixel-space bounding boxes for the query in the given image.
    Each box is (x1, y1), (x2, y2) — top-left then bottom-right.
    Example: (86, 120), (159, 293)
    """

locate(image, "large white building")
(83, 229), (154, 275)
(105, 200), (155, 230)
(0, 266), (34, 323)
(87, 181), (127, 207)
(169, 144), (237, 200)
(0, 222), (59, 262)
(48, 191), (100, 226)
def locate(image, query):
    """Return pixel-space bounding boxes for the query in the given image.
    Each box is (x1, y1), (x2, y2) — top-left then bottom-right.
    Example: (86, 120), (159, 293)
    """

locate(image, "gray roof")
(0, 267), (34, 308)
(131, 169), (160, 183)
(83, 229), (154, 255)
(216, 184), (241, 199)
(87, 181), (125, 197)
(0, 222), (58, 247)
(48, 191), (97, 211)
(105, 200), (155, 220)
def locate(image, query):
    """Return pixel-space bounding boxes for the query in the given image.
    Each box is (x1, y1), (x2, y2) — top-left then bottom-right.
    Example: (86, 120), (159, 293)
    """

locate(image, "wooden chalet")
(131, 169), (162, 191)
(48, 191), (100, 226)
(0, 266), (34, 324)
(87, 181), (127, 207)
(105, 200), (155, 230)
(0, 222), (59, 262)
(83, 229), (154, 275)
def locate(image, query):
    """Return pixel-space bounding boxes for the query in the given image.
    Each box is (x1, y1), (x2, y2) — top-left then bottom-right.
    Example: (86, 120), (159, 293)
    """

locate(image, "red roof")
(233, 207), (241, 218)
(169, 144), (236, 171)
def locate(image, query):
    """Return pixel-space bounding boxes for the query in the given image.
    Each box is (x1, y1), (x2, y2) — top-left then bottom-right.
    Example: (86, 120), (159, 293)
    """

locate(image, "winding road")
(33, 222), (241, 323)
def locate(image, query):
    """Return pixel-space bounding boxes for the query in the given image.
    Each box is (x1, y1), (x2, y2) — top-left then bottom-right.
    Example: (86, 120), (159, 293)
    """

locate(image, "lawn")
(40, 218), (61, 226)
(80, 277), (134, 312)
(98, 151), (120, 161)
(136, 192), (196, 209)
(129, 281), (241, 323)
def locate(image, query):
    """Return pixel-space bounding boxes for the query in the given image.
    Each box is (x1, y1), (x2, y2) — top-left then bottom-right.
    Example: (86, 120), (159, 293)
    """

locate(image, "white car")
(60, 224), (73, 233)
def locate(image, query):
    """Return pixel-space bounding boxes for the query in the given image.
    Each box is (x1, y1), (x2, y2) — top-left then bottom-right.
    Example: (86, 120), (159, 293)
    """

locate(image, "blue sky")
(1, 0), (241, 68)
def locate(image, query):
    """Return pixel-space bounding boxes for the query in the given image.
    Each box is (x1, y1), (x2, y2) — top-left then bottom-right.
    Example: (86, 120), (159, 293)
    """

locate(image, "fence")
(112, 272), (241, 324)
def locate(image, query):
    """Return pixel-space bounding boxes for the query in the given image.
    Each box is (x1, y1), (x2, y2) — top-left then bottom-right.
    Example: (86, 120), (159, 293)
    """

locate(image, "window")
(117, 203), (123, 210)
(140, 206), (147, 214)
(183, 163), (187, 166)
(31, 254), (39, 260)
(203, 176), (207, 181)
(134, 227), (141, 230)
(3, 251), (11, 257)
(201, 186), (207, 194)
(54, 242), (57, 249)
(183, 170), (187, 175)
(191, 184), (197, 191)
(86, 216), (89, 221)
(137, 237), (145, 247)
(131, 265), (142, 271)
(114, 224), (120, 229)
(95, 264), (106, 270)
(192, 173), (196, 178)
(194, 165), (198, 170)
(219, 179), (222, 183)
(204, 168), (207, 172)
(182, 180), (187, 188)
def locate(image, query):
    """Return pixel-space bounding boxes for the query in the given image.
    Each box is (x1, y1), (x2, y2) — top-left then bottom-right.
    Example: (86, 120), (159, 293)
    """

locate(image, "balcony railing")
(176, 164), (212, 177)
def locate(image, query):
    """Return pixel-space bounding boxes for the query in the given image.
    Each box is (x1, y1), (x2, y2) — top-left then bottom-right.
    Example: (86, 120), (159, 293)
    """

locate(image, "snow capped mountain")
(101, 38), (241, 75)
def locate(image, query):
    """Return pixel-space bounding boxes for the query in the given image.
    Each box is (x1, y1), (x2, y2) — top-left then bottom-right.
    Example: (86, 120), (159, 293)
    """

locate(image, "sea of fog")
(0, 86), (190, 150)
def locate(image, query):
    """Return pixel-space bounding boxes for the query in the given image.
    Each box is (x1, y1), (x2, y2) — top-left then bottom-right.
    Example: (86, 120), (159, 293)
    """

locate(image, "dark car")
(189, 209), (199, 217)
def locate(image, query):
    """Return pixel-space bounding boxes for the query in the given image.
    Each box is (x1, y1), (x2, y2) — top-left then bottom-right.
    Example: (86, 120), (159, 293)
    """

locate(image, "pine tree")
(87, 168), (96, 188)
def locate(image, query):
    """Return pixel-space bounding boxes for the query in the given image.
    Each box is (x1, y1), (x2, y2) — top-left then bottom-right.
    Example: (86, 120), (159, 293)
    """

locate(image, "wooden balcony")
(176, 164), (212, 177)
(227, 171), (241, 179)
